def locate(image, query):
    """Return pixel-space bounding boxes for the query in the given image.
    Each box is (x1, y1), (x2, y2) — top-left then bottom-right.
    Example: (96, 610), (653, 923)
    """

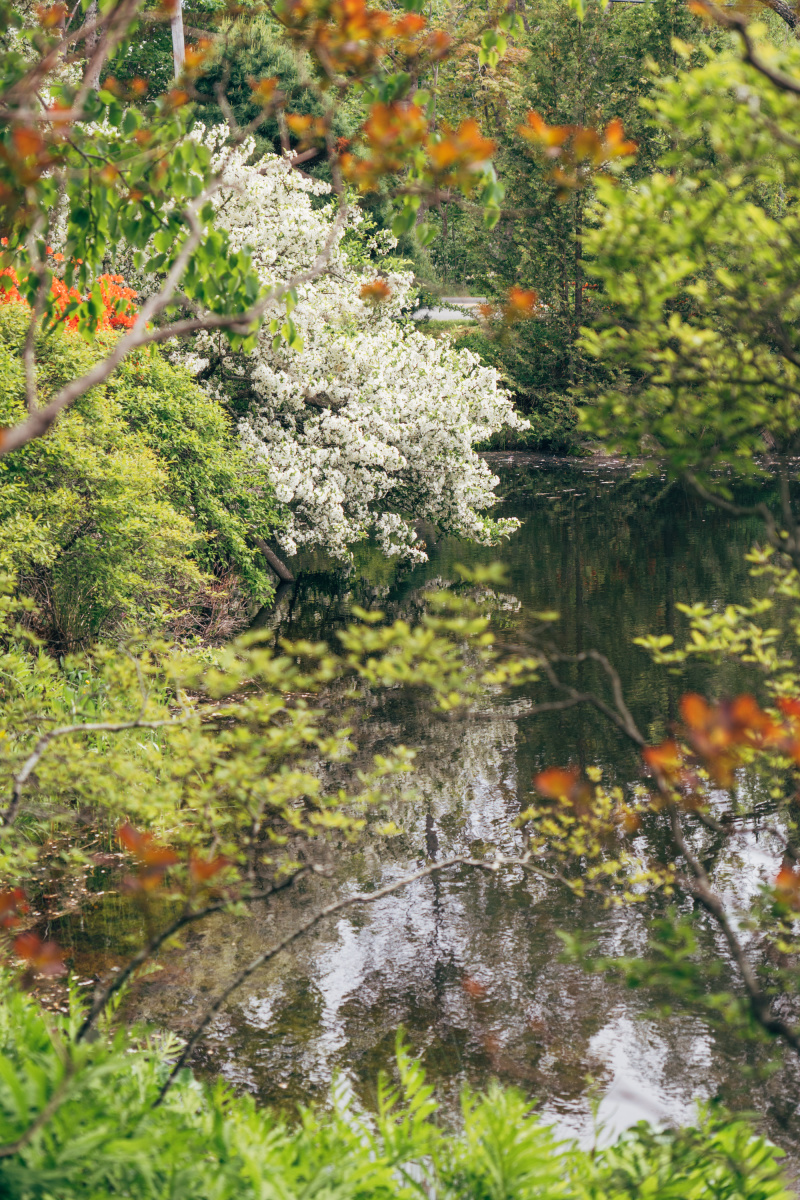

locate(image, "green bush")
(0, 978), (791, 1200)
(0, 306), (281, 645)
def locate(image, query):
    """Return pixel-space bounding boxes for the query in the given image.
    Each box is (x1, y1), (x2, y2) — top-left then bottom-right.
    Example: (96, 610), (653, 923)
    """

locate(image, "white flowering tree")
(188, 133), (528, 569)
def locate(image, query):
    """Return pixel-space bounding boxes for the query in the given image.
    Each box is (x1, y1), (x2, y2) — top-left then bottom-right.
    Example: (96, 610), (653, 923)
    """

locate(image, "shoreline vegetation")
(6, 0), (800, 1192)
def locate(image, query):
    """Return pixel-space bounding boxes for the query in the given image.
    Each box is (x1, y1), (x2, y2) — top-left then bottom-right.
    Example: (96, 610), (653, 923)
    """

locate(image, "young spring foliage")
(0, 303), (281, 644)
(580, 34), (800, 482)
(0, 981), (791, 1200)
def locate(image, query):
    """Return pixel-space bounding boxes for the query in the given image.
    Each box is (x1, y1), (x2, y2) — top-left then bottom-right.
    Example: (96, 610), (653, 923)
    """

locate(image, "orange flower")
(0, 267), (22, 305)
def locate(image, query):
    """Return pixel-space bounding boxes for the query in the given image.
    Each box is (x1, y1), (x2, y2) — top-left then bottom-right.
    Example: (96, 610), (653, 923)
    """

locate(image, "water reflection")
(58, 459), (800, 1153)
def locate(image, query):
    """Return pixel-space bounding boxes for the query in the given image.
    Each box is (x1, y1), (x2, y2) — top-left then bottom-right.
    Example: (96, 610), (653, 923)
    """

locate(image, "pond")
(57, 456), (800, 1152)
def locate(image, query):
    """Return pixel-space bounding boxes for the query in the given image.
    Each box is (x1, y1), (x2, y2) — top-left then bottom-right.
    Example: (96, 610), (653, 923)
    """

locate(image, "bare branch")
(533, 653), (646, 747)
(666, 797), (800, 1053)
(153, 852), (557, 1104)
(1, 716), (187, 832)
(76, 867), (311, 1041)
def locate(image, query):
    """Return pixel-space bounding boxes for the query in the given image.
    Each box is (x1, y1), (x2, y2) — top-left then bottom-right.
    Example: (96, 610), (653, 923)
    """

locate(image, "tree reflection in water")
(52, 460), (800, 1157)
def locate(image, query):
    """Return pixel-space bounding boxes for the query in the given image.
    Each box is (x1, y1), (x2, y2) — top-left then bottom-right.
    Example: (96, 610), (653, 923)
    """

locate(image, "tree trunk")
(759, 0), (799, 33)
(84, 0), (101, 89)
(574, 193), (583, 332)
(252, 536), (295, 583)
(171, 0), (185, 76)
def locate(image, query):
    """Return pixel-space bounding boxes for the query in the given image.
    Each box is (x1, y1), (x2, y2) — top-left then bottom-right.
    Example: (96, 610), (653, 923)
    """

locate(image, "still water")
(60, 457), (800, 1150)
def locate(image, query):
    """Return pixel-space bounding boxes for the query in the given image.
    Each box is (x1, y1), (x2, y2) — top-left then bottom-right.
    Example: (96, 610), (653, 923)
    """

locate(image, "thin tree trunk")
(252, 536), (295, 583)
(84, 0), (101, 89)
(574, 193), (583, 332)
(171, 0), (185, 76)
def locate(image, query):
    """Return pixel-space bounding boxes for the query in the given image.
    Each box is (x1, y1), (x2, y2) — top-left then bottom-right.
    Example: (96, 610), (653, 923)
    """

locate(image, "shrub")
(0, 305), (281, 645)
(0, 978), (791, 1200)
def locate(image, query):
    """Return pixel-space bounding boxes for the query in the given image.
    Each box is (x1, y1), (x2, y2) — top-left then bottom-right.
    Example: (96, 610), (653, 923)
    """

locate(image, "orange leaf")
(776, 866), (800, 907)
(36, 3), (67, 28)
(643, 740), (682, 776)
(680, 693), (711, 731)
(189, 853), (230, 882)
(12, 127), (44, 159)
(507, 286), (538, 316)
(118, 823), (178, 868)
(360, 278), (392, 303)
(534, 766), (580, 799)
(0, 888), (27, 929)
(250, 76), (279, 105)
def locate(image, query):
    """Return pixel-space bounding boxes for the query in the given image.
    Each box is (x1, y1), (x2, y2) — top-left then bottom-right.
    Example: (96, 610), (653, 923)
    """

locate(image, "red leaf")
(189, 854), (229, 883)
(13, 931), (65, 975)
(0, 888), (27, 929)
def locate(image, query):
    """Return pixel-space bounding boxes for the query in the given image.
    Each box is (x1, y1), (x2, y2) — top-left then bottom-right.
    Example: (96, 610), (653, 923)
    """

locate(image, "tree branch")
(153, 852), (557, 1104)
(76, 866), (311, 1041)
(1, 716), (187, 832)
(696, 1), (800, 94)
(0, 176), (353, 459)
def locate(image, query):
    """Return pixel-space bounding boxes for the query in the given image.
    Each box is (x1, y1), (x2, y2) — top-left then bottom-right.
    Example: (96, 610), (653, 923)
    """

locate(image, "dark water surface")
(60, 458), (800, 1151)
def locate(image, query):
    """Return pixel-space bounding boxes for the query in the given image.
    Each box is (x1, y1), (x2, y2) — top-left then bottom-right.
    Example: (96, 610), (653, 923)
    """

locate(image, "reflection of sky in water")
(61, 463), (800, 1157)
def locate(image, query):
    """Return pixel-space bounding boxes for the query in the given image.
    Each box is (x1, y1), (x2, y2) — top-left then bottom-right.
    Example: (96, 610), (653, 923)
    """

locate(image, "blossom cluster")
(188, 131), (528, 563)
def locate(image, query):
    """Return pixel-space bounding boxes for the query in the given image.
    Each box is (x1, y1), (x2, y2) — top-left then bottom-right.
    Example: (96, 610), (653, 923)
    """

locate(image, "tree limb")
(76, 866), (311, 1041)
(153, 852), (557, 1104)
(1, 716), (187, 832)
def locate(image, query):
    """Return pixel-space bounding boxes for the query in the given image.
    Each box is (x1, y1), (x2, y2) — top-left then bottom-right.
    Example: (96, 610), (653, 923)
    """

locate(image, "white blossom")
(189, 132), (528, 563)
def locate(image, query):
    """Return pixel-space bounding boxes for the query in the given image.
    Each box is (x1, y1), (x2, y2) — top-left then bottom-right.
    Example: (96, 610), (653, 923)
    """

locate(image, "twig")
(534, 653), (646, 747)
(76, 867), (310, 1041)
(1, 717), (187, 832)
(0, 179), (352, 459)
(695, 1), (800, 95)
(666, 797), (800, 1053)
